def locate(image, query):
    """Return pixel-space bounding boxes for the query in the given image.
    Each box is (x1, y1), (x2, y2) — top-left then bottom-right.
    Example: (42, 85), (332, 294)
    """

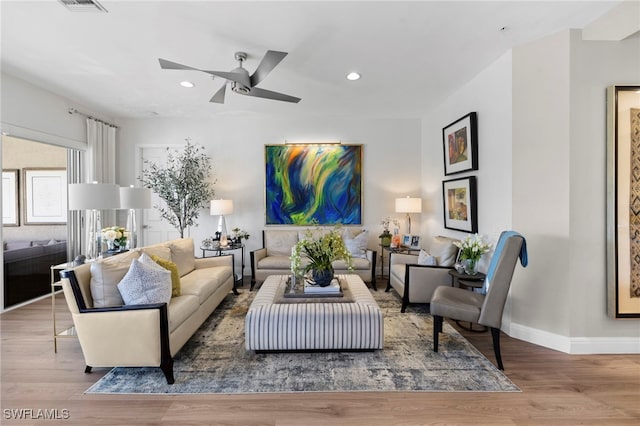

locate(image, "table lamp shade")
(210, 199), (234, 216)
(68, 183), (120, 210)
(119, 186), (151, 209)
(395, 197), (422, 214)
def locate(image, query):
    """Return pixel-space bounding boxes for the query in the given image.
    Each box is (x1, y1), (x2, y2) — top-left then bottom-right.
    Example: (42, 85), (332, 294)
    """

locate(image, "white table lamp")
(395, 196), (422, 234)
(210, 199), (234, 237)
(120, 186), (151, 249)
(68, 182), (120, 259)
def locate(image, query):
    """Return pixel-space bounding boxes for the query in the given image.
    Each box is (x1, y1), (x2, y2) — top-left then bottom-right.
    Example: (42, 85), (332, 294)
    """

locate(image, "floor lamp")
(68, 183), (120, 259)
(395, 196), (422, 235)
(210, 199), (234, 242)
(119, 186), (151, 249)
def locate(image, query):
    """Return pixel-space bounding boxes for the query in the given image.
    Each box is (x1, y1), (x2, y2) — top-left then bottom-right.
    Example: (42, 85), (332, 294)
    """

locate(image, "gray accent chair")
(431, 231), (527, 370)
(385, 236), (459, 313)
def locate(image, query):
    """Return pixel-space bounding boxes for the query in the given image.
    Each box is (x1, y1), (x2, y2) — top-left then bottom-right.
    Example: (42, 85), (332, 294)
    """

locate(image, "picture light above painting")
(443, 112), (478, 176)
(264, 144), (362, 226)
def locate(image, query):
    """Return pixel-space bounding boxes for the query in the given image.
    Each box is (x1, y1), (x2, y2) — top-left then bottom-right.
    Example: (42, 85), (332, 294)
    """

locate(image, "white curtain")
(85, 118), (116, 184)
(85, 118), (117, 237)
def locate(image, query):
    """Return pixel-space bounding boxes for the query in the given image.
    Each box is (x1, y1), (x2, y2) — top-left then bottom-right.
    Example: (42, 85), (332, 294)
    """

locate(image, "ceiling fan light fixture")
(179, 81), (195, 88)
(346, 72), (361, 81)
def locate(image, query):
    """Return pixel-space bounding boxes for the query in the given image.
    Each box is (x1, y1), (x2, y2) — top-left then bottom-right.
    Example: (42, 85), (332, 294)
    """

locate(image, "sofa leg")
(160, 358), (175, 384)
(401, 301), (407, 313)
(85, 365), (92, 374)
(433, 315), (443, 352)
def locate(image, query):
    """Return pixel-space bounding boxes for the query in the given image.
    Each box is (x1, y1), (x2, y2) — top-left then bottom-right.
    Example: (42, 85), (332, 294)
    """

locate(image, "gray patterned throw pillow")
(117, 258), (171, 305)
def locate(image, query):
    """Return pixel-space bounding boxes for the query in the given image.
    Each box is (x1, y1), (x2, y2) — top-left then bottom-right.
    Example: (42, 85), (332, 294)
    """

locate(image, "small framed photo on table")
(402, 235), (421, 249)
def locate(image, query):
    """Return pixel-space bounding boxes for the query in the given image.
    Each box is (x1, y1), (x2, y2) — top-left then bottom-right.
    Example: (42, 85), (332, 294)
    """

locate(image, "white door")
(138, 146), (183, 246)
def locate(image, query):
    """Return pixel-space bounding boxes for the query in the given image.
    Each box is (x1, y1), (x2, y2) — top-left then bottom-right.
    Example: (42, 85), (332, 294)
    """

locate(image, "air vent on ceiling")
(58, 0), (108, 13)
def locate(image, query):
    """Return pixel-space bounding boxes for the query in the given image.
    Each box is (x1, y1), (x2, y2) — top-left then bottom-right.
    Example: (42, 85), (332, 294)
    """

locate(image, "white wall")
(512, 30), (640, 353)
(117, 116), (422, 261)
(421, 50), (513, 266)
(567, 31), (640, 342)
(424, 30), (640, 354)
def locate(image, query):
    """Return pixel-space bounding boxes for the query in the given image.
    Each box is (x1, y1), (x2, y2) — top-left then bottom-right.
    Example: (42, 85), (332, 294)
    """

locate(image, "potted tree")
(139, 140), (215, 238)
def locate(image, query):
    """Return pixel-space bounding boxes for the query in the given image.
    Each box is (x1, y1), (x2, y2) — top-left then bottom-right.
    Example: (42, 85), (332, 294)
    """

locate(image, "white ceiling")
(0, 1), (622, 120)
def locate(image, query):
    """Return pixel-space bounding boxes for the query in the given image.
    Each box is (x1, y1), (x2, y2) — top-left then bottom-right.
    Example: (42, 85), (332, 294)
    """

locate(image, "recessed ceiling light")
(180, 81), (195, 88)
(346, 72), (361, 81)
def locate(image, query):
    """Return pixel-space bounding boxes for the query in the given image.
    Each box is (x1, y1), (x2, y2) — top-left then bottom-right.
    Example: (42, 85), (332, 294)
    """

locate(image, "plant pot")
(311, 267), (334, 287)
(380, 235), (392, 247)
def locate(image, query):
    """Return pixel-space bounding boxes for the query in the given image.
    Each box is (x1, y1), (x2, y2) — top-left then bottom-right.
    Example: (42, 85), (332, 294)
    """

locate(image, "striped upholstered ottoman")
(245, 275), (384, 351)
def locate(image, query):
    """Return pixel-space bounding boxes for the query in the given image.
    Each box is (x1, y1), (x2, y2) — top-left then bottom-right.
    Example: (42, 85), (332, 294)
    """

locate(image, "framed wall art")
(2, 169), (19, 226)
(443, 112), (478, 175)
(264, 144), (362, 225)
(442, 176), (477, 233)
(22, 168), (68, 225)
(606, 85), (640, 318)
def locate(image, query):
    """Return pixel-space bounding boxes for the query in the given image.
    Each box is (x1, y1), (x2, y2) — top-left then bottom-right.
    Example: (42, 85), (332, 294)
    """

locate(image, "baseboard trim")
(503, 322), (640, 354)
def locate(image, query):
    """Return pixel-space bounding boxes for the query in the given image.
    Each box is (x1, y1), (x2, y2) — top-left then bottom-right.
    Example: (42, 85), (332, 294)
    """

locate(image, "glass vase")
(464, 258), (478, 275)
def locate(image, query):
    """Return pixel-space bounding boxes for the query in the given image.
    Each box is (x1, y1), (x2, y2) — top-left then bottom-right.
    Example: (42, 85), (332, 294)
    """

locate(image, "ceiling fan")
(158, 50), (301, 104)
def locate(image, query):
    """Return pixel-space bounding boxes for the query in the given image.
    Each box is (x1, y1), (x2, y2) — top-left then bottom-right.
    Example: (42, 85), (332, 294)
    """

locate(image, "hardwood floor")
(1, 282), (639, 425)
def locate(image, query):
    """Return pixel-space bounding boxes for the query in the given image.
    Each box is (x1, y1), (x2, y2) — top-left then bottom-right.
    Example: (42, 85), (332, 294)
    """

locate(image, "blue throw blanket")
(482, 231), (527, 294)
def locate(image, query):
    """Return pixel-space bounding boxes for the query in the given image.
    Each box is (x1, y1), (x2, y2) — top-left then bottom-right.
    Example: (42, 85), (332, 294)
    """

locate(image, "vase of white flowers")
(101, 226), (129, 252)
(453, 233), (491, 275)
(291, 226), (353, 286)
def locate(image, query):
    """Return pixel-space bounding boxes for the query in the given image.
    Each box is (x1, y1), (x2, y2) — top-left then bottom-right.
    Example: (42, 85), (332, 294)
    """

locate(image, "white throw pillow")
(343, 229), (368, 259)
(117, 258), (172, 306)
(90, 250), (140, 307)
(417, 249), (437, 266)
(430, 236), (459, 267)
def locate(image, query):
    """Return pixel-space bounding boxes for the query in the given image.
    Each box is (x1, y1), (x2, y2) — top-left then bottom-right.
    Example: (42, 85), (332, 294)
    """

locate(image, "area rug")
(86, 287), (519, 394)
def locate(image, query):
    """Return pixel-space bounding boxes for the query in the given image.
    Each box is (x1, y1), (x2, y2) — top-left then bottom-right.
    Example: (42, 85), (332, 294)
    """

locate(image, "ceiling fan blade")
(202, 70), (246, 85)
(250, 50), (288, 87)
(246, 87), (301, 103)
(158, 58), (201, 71)
(210, 84), (226, 104)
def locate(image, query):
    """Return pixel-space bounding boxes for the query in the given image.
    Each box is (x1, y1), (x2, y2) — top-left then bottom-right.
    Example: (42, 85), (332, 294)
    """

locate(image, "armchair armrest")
(390, 252), (419, 265)
(60, 270), (174, 384)
(250, 247), (267, 287)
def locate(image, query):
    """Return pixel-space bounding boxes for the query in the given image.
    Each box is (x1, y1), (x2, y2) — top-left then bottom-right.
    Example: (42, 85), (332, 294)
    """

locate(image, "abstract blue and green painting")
(265, 144), (362, 225)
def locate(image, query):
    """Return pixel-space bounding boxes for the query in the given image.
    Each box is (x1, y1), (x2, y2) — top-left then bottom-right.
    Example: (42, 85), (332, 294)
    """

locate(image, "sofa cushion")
(430, 236), (458, 266)
(90, 250), (140, 308)
(138, 242), (171, 261)
(390, 263), (406, 282)
(170, 238), (196, 277)
(258, 255), (296, 270)
(167, 294), (200, 333)
(180, 267), (231, 305)
(151, 255), (181, 297)
(343, 228), (368, 259)
(5, 241), (31, 250)
(264, 230), (299, 256)
(418, 249), (437, 266)
(117, 258), (172, 306)
(332, 257), (370, 270)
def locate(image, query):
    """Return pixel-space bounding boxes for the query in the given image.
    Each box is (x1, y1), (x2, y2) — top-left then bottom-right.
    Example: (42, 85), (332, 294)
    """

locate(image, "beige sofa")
(250, 228), (377, 290)
(385, 236), (459, 312)
(59, 238), (235, 384)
